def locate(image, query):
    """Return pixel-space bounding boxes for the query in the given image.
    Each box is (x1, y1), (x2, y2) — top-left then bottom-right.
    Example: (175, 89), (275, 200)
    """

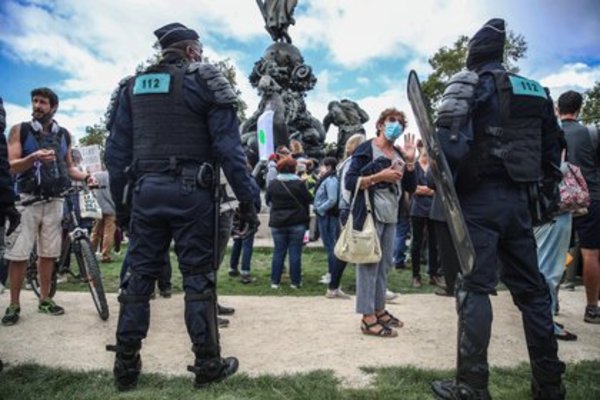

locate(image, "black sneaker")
(159, 289), (172, 298)
(188, 357), (239, 388)
(1, 304), (21, 326)
(228, 269), (240, 277)
(240, 275), (255, 284)
(584, 306), (600, 324)
(38, 299), (65, 316)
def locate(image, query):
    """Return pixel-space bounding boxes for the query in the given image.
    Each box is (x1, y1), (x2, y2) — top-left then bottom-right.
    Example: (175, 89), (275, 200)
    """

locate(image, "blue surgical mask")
(383, 121), (403, 142)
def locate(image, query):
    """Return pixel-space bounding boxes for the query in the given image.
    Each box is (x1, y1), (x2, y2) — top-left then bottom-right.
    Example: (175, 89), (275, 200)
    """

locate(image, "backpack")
(18, 122), (71, 196)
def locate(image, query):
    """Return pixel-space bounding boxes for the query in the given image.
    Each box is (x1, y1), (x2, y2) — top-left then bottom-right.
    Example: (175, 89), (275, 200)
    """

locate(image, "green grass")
(0, 361), (598, 400)
(57, 246), (439, 296)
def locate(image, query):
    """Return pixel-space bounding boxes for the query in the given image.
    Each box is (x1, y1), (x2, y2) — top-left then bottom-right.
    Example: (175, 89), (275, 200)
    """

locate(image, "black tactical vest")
(474, 70), (547, 183)
(130, 63), (210, 162)
(17, 122), (71, 196)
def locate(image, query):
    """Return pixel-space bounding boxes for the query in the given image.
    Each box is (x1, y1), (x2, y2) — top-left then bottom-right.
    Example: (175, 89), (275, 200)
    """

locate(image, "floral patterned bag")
(558, 162), (590, 215)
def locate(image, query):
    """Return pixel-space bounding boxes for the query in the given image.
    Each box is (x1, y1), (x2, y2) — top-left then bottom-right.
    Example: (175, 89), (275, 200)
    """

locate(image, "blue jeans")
(393, 215), (410, 266)
(318, 214), (339, 275)
(534, 213), (572, 334)
(271, 224), (305, 285)
(230, 235), (255, 275)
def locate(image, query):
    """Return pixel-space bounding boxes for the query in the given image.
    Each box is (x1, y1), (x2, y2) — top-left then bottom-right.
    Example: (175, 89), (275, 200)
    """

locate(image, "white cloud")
(540, 63), (600, 98)
(294, 0), (486, 68)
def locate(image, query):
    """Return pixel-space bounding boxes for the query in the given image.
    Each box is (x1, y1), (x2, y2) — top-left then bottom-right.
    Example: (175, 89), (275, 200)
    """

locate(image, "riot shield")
(407, 70), (474, 275)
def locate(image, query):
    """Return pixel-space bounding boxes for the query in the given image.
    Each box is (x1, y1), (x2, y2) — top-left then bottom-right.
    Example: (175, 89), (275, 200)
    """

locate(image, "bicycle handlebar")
(18, 185), (107, 207)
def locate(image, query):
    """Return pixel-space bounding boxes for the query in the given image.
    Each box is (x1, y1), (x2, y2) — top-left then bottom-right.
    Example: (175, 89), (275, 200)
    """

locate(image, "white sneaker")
(270, 284), (280, 289)
(319, 273), (331, 284)
(56, 274), (68, 284)
(326, 288), (351, 299)
(290, 284), (301, 290)
(25, 282), (32, 290)
(386, 289), (398, 301)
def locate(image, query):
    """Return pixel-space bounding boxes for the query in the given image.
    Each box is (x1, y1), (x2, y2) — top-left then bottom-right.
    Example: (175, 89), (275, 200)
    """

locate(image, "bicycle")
(24, 185), (110, 321)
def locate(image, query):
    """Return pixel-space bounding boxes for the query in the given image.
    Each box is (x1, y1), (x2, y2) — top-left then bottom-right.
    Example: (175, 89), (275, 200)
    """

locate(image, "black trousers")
(434, 221), (460, 293)
(456, 181), (564, 389)
(116, 174), (220, 360)
(410, 216), (440, 278)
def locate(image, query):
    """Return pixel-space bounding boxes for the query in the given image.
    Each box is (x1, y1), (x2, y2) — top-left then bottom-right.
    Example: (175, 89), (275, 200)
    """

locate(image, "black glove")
(116, 206), (131, 233)
(232, 201), (260, 239)
(0, 204), (21, 236)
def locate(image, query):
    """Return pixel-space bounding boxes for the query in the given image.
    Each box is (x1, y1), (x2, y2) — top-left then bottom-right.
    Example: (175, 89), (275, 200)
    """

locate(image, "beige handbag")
(334, 178), (382, 264)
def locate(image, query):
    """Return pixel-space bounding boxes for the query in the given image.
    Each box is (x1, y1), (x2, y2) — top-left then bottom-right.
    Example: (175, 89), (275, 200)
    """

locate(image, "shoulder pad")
(187, 62), (237, 106)
(105, 76), (133, 130)
(436, 70), (479, 128)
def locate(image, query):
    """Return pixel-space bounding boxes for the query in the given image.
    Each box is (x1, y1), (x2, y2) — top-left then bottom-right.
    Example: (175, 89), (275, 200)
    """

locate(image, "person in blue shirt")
(314, 157), (340, 287)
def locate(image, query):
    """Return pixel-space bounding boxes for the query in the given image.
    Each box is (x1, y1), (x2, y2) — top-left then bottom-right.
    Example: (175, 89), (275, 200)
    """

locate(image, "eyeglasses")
(386, 116), (403, 123)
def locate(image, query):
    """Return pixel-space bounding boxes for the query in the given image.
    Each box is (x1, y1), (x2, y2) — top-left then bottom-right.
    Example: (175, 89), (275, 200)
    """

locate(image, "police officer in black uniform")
(430, 19), (565, 400)
(104, 23), (260, 391)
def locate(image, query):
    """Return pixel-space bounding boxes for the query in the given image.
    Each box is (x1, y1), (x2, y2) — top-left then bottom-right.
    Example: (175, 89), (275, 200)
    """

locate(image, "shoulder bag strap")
(280, 180), (304, 210)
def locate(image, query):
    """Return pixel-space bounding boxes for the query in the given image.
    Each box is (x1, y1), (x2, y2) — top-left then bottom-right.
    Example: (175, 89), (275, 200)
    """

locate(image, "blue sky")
(1, 0), (599, 141)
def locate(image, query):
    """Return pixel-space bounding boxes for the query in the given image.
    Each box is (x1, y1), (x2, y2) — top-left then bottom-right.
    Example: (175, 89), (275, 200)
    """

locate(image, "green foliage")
(57, 246), (442, 296)
(79, 122), (108, 155)
(207, 57), (248, 122)
(422, 31), (528, 111)
(2, 361), (599, 399)
(581, 81), (600, 125)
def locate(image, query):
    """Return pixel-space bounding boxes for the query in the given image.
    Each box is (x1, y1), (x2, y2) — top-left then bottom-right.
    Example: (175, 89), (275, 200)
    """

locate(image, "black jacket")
(265, 178), (313, 228)
(345, 139), (416, 229)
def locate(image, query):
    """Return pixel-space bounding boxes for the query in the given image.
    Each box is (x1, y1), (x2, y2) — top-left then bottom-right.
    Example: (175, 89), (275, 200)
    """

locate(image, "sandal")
(361, 319), (398, 337)
(376, 310), (404, 328)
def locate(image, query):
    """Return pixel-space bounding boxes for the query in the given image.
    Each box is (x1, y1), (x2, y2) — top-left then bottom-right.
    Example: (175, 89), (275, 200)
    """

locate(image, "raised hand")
(402, 132), (416, 163)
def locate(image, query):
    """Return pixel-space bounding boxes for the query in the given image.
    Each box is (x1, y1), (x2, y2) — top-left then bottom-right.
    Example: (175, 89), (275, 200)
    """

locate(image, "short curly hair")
(375, 108), (407, 135)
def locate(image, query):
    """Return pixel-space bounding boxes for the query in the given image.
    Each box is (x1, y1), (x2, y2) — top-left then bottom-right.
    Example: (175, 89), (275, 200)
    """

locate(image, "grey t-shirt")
(563, 120), (600, 201)
(371, 142), (401, 223)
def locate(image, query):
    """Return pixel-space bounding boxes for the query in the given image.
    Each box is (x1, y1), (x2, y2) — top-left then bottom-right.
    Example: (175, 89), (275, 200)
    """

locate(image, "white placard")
(78, 145), (102, 174)
(257, 109), (275, 161)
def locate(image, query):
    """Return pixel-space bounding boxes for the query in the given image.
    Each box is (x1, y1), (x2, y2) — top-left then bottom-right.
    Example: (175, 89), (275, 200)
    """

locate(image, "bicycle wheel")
(75, 237), (109, 320)
(25, 245), (58, 299)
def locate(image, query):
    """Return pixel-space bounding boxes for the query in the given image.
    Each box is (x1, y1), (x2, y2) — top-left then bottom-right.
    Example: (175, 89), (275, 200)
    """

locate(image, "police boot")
(187, 356), (239, 388)
(106, 344), (142, 392)
(531, 378), (565, 400)
(431, 379), (491, 400)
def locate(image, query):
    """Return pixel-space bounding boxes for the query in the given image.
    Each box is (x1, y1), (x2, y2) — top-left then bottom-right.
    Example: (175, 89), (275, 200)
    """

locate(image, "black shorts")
(574, 199), (600, 249)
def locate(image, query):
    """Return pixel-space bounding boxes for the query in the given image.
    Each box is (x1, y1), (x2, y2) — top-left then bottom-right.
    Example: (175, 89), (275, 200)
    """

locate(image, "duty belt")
(131, 157), (215, 189)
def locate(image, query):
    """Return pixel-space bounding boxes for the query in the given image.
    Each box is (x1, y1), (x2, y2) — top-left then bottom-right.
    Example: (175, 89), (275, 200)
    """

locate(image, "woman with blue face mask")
(344, 108), (417, 337)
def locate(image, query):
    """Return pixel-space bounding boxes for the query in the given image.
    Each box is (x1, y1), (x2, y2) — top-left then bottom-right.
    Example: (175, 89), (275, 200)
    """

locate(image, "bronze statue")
(323, 99), (369, 159)
(256, 0), (298, 43)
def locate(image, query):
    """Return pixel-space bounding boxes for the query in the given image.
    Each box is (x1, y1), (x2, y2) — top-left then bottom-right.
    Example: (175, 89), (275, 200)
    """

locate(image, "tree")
(581, 81), (600, 125)
(422, 31), (528, 111)
(79, 122), (108, 156)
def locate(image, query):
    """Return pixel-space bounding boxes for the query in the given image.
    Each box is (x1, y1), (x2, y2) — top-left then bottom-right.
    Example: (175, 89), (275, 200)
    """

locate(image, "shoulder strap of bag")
(280, 180), (304, 210)
(348, 178), (373, 213)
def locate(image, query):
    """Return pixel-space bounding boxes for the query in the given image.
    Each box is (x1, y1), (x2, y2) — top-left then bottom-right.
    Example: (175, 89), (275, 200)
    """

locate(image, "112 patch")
(133, 73), (171, 95)
(509, 75), (547, 99)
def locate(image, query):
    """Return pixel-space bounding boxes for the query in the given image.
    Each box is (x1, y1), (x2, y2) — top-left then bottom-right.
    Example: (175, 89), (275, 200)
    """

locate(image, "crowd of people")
(0, 17), (598, 400)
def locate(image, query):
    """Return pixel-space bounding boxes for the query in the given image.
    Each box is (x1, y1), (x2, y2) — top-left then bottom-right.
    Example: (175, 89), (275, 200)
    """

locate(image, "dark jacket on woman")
(265, 178), (313, 228)
(345, 139), (416, 229)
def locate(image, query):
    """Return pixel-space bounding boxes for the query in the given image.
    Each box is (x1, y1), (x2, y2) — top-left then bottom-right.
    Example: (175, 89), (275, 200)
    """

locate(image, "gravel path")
(0, 290), (598, 387)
